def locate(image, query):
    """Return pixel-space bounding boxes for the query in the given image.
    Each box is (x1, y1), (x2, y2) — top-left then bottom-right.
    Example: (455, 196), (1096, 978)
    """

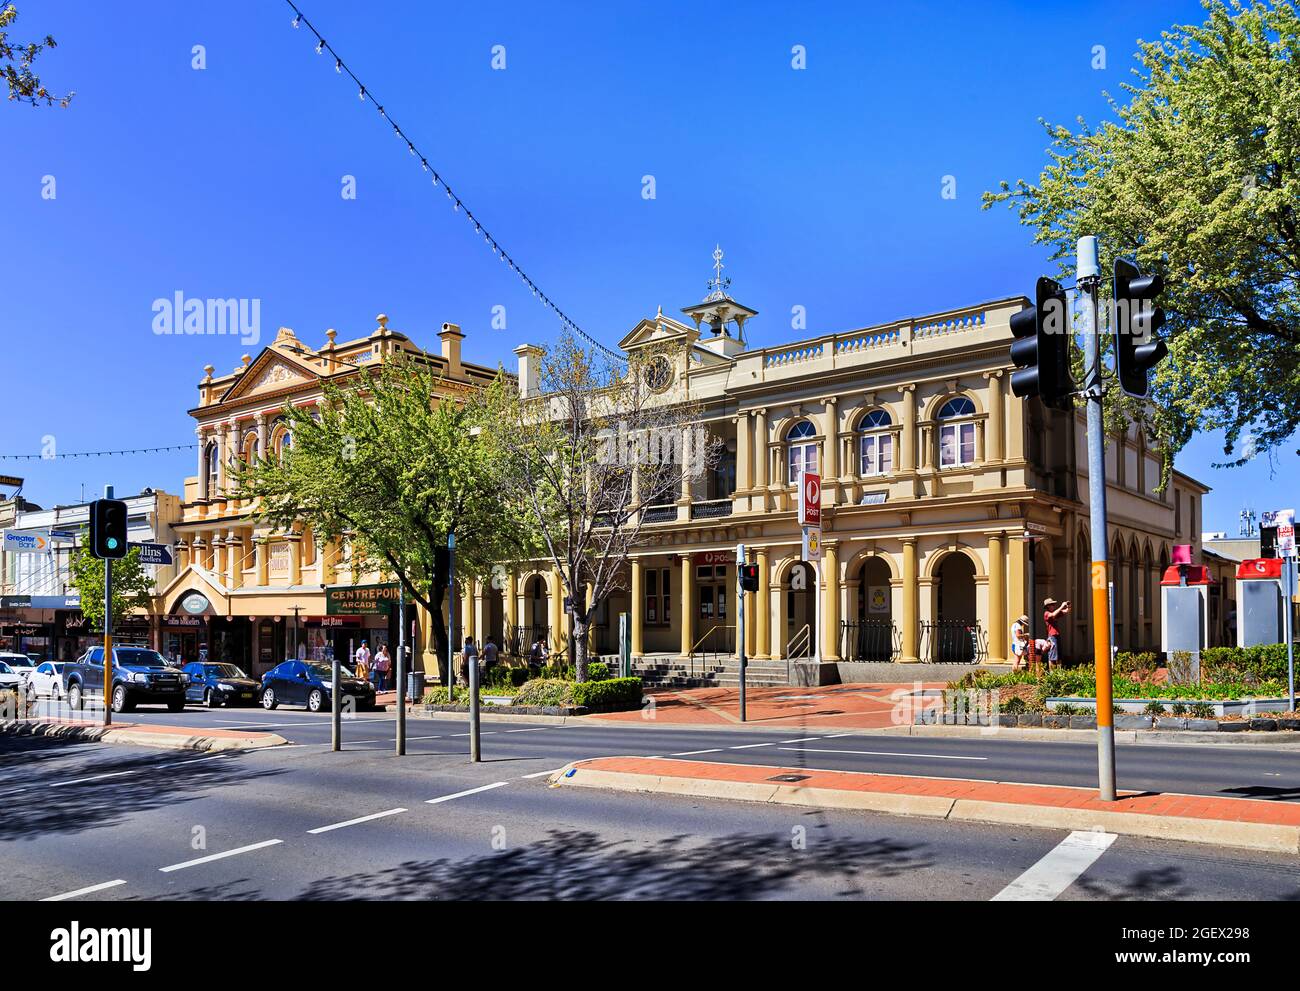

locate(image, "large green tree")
(233, 353), (536, 682)
(1, 4), (73, 106)
(68, 545), (155, 631)
(984, 0), (1300, 468)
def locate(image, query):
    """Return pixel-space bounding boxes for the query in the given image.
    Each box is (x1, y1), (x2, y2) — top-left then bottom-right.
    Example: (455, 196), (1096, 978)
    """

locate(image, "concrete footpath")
(0, 718), (287, 752)
(550, 755), (1300, 854)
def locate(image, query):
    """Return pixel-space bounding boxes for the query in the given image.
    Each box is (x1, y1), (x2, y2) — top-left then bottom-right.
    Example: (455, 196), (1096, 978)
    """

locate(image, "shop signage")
(802, 525), (822, 562)
(308, 615), (364, 627)
(181, 592), (211, 615)
(2, 529), (50, 554)
(1, 595), (31, 608)
(131, 542), (173, 566)
(325, 583), (401, 616)
(797, 471), (822, 527)
(695, 551), (734, 566)
(164, 615), (204, 627)
(0, 475), (23, 488)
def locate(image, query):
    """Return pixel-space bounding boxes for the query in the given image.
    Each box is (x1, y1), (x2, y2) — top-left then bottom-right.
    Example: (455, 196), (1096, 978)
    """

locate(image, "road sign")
(131, 542), (173, 566)
(2, 529), (50, 554)
(802, 525), (822, 561)
(798, 471), (822, 527)
(1263, 509), (1296, 558)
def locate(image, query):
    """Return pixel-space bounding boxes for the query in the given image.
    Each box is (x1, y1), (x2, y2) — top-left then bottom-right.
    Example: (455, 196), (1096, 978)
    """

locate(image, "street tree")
(984, 0), (1300, 471)
(233, 353), (536, 683)
(1, 4), (73, 106)
(68, 545), (154, 631)
(484, 332), (721, 682)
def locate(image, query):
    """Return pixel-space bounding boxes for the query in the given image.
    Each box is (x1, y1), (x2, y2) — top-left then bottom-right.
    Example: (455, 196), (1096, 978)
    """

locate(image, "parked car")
(25, 661), (67, 699)
(0, 660), (24, 691)
(0, 652), (35, 683)
(260, 659), (375, 712)
(183, 661), (260, 707)
(63, 646), (189, 713)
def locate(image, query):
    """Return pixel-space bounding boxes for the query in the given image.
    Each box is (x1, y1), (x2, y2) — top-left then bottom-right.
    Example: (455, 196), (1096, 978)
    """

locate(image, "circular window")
(644, 356), (672, 392)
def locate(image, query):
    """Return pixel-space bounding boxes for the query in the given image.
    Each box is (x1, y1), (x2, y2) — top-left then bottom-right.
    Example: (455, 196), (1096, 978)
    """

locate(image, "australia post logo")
(798, 472), (822, 527)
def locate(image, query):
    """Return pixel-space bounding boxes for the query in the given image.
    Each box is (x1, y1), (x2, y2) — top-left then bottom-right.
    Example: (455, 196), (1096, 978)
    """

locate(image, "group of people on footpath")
(351, 640), (393, 691)
(1010, 597), (1071, 671)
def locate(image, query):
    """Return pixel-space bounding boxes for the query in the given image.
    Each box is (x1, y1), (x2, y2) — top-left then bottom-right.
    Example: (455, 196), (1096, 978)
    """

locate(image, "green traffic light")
(107, 538), (119, 549)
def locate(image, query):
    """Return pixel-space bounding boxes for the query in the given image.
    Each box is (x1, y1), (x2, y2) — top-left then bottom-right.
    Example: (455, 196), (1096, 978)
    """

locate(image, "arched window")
(273, 427), (293, 463)
(241, 431), (259, 464)
(938, 396), (976, 468)
(858, 409), (893, 476)
(786, 420), (817, 482)
(204, 443), (219, 498)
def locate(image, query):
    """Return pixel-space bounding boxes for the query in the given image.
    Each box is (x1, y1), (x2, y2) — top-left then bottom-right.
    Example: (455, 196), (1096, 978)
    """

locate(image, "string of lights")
(283, 1), (624, 364)
(0, 444), (198, 461)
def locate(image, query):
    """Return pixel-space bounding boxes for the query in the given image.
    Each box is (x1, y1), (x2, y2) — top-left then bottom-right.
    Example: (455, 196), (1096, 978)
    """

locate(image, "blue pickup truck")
(64, 646), (189, 714)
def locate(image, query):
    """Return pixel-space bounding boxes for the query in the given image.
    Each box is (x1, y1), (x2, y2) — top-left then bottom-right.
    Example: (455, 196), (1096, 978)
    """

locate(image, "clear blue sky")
(0, 0), (1291, 532)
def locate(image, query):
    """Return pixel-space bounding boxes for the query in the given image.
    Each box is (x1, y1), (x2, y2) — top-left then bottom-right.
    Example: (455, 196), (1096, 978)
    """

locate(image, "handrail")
(689, 624), (735, 678)
(786, 623), (812, 684)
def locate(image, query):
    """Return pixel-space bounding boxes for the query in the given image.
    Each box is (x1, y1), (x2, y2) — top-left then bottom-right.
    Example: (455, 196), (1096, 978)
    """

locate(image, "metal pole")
(103, 484), (114, 728)
(331, 647), (341, 751)
(1027, 535), (1037, 639)
(737, 542), (746, 722)
(446, 533), (456, 691)
(1080, 235), (1116, 801)
(396, 592), (406, 756)
(1287, 556), (1295, 713)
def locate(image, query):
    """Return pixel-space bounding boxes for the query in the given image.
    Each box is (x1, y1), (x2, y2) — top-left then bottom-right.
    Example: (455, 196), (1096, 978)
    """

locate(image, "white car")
(0, 660), (24, 691)
(25, 661), (67, 699)
(0, 652), (36, 683)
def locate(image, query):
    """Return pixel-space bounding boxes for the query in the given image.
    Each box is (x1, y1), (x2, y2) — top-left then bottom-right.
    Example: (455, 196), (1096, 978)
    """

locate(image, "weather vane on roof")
(705, 244), (732, 301)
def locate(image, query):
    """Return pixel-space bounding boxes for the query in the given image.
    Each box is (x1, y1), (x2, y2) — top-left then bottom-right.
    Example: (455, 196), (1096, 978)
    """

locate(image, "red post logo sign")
(798, 471), (821, 526)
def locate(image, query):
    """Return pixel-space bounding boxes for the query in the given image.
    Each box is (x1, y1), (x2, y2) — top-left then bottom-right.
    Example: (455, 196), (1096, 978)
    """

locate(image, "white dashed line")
(159, 839), (283, 873)
(729, 742), (773, 750)
(426, 782), (510, 804)
(520, 768), (567, 779)
(992, 831), (1117, 901)
(307, 808), (408, 834)
(670, 749), (724, 756)
(41, 879), (127, 901)
(778, 747), (987, 761)
(49, 770), (135, 788)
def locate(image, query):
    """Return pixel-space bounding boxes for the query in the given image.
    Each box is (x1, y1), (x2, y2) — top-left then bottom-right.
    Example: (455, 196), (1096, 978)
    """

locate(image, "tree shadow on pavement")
(296, 827), (935, 901)
(0, 743), (283, 842)
(1066, 865), (1192, 901)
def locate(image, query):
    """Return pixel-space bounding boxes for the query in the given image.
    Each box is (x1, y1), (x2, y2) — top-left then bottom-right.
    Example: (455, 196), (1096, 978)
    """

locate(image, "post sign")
(131, 542), (173, 566)
(325, 583), (401, 616)
(798, 472), (822, 527)
(695, 550), (734, 566)
(802, 525), (822, 562)
(2, 529), (50, 554)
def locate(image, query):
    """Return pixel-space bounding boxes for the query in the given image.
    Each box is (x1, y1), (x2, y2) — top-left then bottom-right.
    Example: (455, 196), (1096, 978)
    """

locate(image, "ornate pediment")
(219, 344), (322, 404)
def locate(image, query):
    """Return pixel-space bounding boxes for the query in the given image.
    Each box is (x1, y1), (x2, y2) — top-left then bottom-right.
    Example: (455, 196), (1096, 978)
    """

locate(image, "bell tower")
(680, 245), (756, 358)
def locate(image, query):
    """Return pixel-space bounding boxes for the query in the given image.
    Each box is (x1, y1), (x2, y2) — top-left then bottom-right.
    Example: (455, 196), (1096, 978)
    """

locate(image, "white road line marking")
(822, 733), (855, 738)
(159, 839), (283, 873)
(42, 879), (127, 902)
(504, 727), (554, 733)
(671, 749), (725, 756)
(778, 747), (988, 761)
(729, 742), (773, 749)
(49, 770), (136, 788)
(307, 808), (407, 834)
(426, 782), (509, 804)
(159, 754), (229, 768)
(991, 831), (1118, 901)
(521, 768), (567, 779)
(450, 731), (497, 737)
(779, 737), (827, 743)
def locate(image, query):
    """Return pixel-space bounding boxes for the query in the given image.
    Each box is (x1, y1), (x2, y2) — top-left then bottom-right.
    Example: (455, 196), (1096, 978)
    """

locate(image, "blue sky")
(0, 0), (1291, 532)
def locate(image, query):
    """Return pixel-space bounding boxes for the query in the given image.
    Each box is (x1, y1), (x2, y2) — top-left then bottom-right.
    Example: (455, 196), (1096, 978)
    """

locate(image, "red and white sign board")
(695, 550), (734, 566)
(798, 471), (822, 527)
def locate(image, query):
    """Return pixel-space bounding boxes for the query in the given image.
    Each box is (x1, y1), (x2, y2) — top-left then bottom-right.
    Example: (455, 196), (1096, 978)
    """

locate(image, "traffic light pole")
(102, 484), (114, 728)
(1079, 236), (1117, 802)
(396, 593), (406, 757)
(737, 542), (746, 722)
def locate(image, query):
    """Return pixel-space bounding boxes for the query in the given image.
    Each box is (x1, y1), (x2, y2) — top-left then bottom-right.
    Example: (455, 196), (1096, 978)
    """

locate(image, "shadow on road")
(0, 740), (283, 842)
(295, 827), (935, 900)
(1068, 865), (1191, 900)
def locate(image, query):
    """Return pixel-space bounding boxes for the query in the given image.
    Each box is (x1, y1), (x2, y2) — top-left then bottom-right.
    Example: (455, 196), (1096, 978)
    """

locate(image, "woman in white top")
(1010, 615), (1030, 670)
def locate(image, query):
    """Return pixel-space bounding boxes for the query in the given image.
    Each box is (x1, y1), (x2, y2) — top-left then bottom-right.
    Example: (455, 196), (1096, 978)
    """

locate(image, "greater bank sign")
(2, 529), (51, 554)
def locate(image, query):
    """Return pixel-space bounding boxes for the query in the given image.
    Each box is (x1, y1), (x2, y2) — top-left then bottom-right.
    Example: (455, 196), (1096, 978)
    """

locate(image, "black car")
(183, 661), (261, 707)
(260, 659), (376, 712)
(63, 647), (188, 713)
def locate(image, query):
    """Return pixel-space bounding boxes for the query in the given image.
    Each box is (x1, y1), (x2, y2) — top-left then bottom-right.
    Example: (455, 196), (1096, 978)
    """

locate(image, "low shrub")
(421, 685), (485, 705)
(1052, 702), (1079, 715)
(1144, 700), (1167, 716)
(1001, 695), (1027, 715)
(1115, 651), (1159, 681)
(572, 677), (642, 711)
(1167, 650), (1195, 685)
(512, 678), (575, 707)
(1189, 701), (1215, 719)
(1170, 702), (1188, 716)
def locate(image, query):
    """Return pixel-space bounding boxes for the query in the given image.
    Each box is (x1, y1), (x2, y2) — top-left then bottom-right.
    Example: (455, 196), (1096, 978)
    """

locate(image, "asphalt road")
(5, 704), (1300, 901)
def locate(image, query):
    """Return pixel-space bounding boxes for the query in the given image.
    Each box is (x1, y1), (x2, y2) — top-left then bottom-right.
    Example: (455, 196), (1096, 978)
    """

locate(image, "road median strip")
(548, 756), (1300, 854)
(1, 718), (288, 753)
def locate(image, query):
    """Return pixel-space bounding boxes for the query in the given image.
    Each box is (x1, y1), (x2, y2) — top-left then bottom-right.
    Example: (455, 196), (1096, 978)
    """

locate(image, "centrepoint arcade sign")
(325, 583), (403, 616)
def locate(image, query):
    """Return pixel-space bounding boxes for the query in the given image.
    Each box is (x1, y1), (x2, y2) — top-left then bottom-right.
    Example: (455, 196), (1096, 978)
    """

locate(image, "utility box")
(1236, 558), (1285, 647)
(1161, 563), (1209, 661)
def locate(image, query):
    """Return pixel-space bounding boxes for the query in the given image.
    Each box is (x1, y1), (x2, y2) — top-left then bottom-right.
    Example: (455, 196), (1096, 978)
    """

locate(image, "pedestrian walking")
(1010, 614), (1029, 670)
(354, 639), (372, 681)
(1042, 598), (1069, 669)
(374, 644), (391, 692)
(482, 636), (499, 675)
(460, 636), (479, 686)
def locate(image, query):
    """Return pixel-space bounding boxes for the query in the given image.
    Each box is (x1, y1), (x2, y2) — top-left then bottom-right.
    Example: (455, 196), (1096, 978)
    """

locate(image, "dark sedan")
(259, 659), (376, 712)
(183, 661), (261, 707)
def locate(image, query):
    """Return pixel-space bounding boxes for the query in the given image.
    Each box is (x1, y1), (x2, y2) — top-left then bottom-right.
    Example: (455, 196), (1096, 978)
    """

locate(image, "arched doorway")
(785, 561), (817, 659)
(931, 552), (978, 662)
(520, 575), (550, 656)
(485, 586), (505, 653)
(848, 556), (895, 661)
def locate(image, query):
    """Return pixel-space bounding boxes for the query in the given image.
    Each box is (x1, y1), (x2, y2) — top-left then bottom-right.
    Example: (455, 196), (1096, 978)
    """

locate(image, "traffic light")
(739, 563), (760, 592)
(89, 498), (128, 559)
(1112, 258), (1169, 398)
(1009, 276), (1073, 411)
(434, 546), (451, 586)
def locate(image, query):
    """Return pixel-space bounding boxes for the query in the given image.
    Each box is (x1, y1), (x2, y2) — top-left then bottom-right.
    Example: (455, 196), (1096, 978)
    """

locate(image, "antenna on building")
(1240, 506), (1258, 536)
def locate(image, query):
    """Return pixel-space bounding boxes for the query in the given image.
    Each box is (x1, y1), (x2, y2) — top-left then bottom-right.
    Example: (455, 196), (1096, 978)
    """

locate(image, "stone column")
(213, 534), (227, 582)
(986, 371), (1005, 462)
(255, 538), (268, 586)
(824, 397), (839, 481)
(754, 408), (769, 510)
(680, 556), (696, 657)
(823, 541), (841, 661)
(548, 570), (564, 653)
(987, 532), (1007, 663)
(1009, 533), (1027, 635)
(288, 535), (302, 586)
(255, 412), (268, 461)
(756, 548), (771, 658)
(630, 558), (645, 656)
(227, 530), (243, 590)
(736, 412), (752, 494)
(225, 421), (240, 495)
(505, 572), (519, 650)
(215, 430), (228, 495)
(176, 539), (190, 571)
(195, 428), (207, 498)
(465, 581), (479, 643)
(769, 559), (787, 660)
(900, 538), (920, 662)
(901, 385), (917, 471)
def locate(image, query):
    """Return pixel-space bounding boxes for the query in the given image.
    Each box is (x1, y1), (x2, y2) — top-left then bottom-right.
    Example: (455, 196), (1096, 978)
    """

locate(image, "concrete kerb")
(1, 719), (288, 753)
(548, 759), (1300, 855)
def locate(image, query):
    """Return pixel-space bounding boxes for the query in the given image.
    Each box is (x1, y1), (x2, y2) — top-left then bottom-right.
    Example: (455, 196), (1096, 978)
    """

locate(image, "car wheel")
(111, 685), (133, 713)
(261, 688), (278, 710)
(205, 688), (221, 708)
(167, 698), (185, 713)
(307, 689), (325, 713)
(67, 684), (82, 710)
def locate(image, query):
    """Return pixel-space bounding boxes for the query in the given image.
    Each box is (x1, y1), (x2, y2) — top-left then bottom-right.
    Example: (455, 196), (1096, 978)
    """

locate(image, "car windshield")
(207, 664), (248, 679)
(308, 663), (355, 678)
(2, 655), (32, 668)
(116, 649), (167, 668)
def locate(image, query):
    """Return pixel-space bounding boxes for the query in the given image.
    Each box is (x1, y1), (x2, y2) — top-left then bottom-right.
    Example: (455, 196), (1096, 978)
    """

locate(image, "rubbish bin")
(406, 671), (426, 703)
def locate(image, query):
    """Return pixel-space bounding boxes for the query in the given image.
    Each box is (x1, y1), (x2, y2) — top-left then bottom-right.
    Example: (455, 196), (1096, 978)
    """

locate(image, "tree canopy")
(69, 545), (155, 630)
(1, 4), (73, 107)
(984, 0), (1300, 467)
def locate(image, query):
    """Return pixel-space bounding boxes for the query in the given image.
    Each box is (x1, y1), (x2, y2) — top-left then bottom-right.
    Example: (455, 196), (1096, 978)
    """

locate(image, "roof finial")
(704, 244), (731, 301)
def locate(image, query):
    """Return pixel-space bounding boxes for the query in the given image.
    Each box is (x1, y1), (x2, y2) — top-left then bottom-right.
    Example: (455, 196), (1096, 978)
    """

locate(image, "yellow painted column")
(630, 559), (644, 656)
(255, 538), (268, 586)
(987, 533), (1007, 663)
(901, 385), (917, 471)
(823, 542), (841, 661)
(680, 557), (696, 657)
(901, 538), (919, 662)
(227, 531), (243, 590)
(770, 560), (788, 660)
(549, 570), (564, 653)
(505, 572), (518, 651)
(289, 536), (302, 586)
(756, 548), (771, 658)
(987, 371), (1005, 462)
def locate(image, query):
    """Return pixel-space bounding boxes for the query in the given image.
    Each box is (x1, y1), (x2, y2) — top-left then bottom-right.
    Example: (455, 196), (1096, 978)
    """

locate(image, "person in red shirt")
(1042, 597), (1070, 668)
